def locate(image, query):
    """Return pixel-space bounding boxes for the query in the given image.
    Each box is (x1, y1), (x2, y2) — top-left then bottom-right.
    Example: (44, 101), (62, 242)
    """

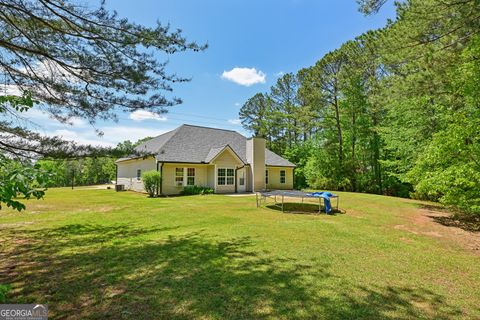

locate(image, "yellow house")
(115, 124), (295, 195)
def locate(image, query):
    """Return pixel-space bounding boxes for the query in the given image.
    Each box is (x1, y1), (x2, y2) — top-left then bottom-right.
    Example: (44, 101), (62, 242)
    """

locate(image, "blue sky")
(26, 0), (396, 146)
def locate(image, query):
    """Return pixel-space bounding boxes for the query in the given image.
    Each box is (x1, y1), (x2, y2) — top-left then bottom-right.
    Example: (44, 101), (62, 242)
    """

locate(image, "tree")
(0, 155), (51, 211)
(36, 137), (151, 188)
(239, 93), (271, 137)
(0, 0), (204, 210)
(0, 0), (204, 159)
(269, 73), (300, 150)
(239, 0), (480, 214)
(357, 0), (388, 15)
(406, 35), (480, 214)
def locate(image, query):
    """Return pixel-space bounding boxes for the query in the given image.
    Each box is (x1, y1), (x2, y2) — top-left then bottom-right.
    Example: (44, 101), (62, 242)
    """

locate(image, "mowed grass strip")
(0, 188), (479, 319)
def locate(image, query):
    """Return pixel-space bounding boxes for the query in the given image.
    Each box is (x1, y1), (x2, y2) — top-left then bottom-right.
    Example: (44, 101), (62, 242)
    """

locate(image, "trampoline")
(256, 190), (339, 214)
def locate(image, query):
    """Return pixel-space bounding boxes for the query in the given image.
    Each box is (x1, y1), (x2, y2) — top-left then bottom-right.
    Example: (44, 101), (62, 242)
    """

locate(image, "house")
(115, 124), (296, 195)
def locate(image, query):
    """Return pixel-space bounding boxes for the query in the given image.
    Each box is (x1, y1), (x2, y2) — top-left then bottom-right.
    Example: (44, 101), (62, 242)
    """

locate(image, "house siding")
(266, 167), (294, 190)
(116, 157), (157, 192)
(161, 163), (209, 195)
(116, 151), (295, 195)
(207, 166), (215, 189)
(212, 149), (243, 193)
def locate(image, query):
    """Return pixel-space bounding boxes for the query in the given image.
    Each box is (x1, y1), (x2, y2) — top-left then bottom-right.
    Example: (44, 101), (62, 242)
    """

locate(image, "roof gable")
(130, 124), (295, 167)
(205, 145), (245, 164)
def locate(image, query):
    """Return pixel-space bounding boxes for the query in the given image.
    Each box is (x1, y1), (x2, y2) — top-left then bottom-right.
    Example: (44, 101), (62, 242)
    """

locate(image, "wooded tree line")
(240, 0), (480, 214)
(0, 0), (203, 210)
(36, 138), (151, 187)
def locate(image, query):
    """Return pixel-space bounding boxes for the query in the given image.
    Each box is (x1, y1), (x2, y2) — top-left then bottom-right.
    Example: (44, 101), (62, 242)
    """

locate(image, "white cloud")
(0, 60), (79, 99)
(228, 119), (241, 125)
(19, 107), (87, 128)
(275, 71), (285, 77)
(221, 67), (266, 86)
(129, 110), (167, 122)
(68, 117), (86, 127)
(3, 84), (23, 96)
(234, 102), (241, 107)
(47, 126), (172, 147)
(23, 108), (52, 122)
(101, 126), (169, 143)
(50, 129), (114, 147)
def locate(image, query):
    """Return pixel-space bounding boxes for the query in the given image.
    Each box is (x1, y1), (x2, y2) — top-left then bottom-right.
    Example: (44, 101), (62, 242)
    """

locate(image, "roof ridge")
(180, 123), (239, 133)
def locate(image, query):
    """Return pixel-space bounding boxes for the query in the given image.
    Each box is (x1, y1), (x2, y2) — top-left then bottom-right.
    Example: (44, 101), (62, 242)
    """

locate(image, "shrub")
(0, 284), (10, 303)
(181, 185), (214, 195)
(142, 170), (161, 197)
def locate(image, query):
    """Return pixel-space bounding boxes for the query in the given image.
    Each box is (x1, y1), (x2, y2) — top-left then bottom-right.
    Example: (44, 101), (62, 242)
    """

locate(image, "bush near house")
(181, 185), (214, 195)
(142, 171), (161, 197)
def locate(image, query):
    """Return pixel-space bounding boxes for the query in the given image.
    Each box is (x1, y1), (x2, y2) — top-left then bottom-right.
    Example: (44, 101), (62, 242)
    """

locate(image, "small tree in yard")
(142, 171), (161, 198)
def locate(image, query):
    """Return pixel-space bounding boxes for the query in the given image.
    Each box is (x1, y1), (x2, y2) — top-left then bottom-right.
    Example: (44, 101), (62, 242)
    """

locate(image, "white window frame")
(280, 170), (286, 184)
(175, 168), (184, 186)
(174, 167), (196, 187)
(187, 168), (195, 186)
(217, 167), (234, 186)
(265, 169), (269, 185)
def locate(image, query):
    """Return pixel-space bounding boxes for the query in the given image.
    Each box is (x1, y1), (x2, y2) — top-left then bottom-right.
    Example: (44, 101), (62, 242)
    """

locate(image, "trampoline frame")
(256, 190), (339, 214)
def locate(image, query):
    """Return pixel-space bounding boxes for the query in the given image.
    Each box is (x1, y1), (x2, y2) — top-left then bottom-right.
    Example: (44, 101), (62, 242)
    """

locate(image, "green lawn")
(0, 188), (479, 319)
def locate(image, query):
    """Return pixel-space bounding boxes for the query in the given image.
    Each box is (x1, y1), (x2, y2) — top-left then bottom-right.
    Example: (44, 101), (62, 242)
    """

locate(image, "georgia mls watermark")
(0, 304), (48, 320)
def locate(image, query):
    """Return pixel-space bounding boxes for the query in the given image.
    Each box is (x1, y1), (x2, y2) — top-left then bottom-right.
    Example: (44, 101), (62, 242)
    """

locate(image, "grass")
(0, 188), (479, 319)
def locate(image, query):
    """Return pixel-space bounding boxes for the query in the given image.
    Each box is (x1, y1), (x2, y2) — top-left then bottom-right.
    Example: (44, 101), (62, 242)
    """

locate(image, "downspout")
(115, 163), (118, 187)
(160, 162), (164, 196)
(292, 167), (296, 190)
(156, 161), (160, 196)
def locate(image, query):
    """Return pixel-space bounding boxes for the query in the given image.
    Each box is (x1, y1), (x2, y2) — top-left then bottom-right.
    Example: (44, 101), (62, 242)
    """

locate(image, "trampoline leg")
(256, 193), (259, 208)
(319, 197), (321, 214)
(337, 197), (339, 210)
(282, 195), (284, 213)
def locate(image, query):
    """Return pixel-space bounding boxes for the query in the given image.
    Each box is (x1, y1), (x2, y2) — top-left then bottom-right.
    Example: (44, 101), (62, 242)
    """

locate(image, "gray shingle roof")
(127, 124), (295, 167)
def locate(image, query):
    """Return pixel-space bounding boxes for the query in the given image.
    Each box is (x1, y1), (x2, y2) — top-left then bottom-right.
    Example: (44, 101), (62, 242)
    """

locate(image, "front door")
(237, 168), (246, 193)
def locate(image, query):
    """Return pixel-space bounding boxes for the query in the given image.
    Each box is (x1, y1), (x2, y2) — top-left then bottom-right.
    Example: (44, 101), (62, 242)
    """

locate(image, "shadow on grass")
(429, 215), (480, 233)
(266, 202), (342, 215)
(418, 204), (480, 233)
(0, 224), (462, 319)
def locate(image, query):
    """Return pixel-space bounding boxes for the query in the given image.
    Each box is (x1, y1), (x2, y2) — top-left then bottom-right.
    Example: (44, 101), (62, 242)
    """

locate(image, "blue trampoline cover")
(306, 192), (336, 214)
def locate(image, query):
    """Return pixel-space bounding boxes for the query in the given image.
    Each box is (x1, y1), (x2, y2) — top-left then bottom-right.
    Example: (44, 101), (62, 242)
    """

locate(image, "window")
(217, 168), (234, 185)
(239, 172), (245, 186)
(137, 169), (141, 181)
(265, 170), (269, 184)
(217, 168), (226, 185)
(280, 170), (286, 184)
(187, 168), (195, 186)
(227, 168), (234, 185)
(175, 168), (184, 186)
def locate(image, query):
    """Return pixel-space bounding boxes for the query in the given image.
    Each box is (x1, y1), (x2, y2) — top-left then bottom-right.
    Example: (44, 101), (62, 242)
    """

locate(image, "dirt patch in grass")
(400, 204), (480, 255)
